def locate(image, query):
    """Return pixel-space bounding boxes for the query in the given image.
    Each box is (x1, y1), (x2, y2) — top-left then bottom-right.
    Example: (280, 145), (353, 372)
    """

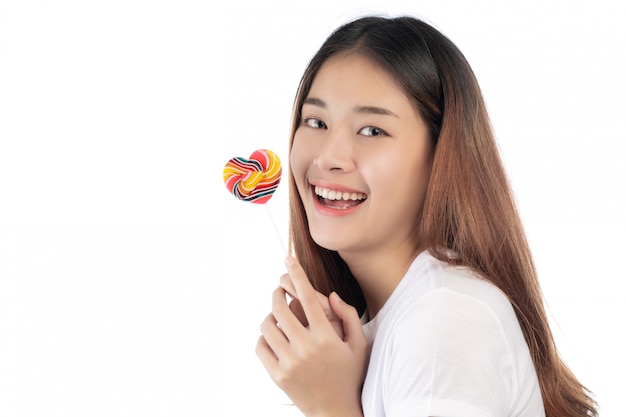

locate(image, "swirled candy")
(223, 149), (282, 204)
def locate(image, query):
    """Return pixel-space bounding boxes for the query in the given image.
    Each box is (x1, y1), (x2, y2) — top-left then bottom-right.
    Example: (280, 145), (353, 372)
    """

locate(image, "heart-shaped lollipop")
(223, 149), (282, 204)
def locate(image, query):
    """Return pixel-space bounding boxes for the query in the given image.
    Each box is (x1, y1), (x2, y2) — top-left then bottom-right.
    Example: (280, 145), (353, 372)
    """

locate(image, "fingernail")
(285, 256), (295, 267)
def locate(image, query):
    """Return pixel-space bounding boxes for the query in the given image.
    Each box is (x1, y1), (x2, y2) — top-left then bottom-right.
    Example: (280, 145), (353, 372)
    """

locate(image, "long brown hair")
(288, 16), (597, 417)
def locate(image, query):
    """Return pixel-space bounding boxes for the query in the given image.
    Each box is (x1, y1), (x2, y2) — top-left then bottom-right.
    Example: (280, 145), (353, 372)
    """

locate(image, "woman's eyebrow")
(303, 97), (326, 107)
(303, 97), (399, 118)
(354, 105), (399, 118)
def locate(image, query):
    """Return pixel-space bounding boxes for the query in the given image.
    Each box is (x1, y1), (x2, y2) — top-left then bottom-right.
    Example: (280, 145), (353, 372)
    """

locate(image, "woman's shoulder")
(411, 252), (517, 322)
(392, 252), (524, 347)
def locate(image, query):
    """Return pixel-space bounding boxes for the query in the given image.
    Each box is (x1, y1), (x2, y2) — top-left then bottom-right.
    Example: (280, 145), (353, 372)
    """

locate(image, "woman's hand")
(256, 256), (368, 417)
(280, 272), (345, 340)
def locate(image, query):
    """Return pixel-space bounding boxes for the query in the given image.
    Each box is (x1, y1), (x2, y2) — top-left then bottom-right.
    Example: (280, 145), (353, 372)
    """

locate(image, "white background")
(1, 0), (624, 416)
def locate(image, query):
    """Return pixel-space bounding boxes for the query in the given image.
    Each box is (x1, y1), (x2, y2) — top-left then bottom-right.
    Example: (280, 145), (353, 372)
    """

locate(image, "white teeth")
(314, 186), (366, 201)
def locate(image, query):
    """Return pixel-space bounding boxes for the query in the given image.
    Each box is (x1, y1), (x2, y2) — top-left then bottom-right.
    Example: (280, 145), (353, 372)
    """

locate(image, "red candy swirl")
(223, 149), (282, 204)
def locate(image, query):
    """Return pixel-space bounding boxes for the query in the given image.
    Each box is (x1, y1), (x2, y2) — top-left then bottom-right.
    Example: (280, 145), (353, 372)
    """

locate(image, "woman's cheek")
(290, 135), (310, 192)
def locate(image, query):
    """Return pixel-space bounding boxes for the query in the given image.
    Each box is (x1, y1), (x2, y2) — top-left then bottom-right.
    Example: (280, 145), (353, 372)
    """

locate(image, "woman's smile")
(310, 181), (368, 215)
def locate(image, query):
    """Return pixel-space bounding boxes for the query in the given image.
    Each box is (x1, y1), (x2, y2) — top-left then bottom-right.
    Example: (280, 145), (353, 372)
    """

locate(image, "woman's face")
(291, 54), (432, 257)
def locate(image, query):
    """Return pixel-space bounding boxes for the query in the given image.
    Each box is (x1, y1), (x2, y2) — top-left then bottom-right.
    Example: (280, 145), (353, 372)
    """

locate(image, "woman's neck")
(340, 242), (423, 318)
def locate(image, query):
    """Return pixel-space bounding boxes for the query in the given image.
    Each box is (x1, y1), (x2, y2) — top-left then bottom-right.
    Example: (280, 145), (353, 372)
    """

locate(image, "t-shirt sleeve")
(383, 287), (517, 417)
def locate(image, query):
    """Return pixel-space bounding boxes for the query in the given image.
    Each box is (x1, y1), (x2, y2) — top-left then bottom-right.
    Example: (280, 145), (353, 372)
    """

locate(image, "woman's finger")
(284, 256), (330, 330)
(259, 312), (290, 358)
(280, 273), (297, 298)
(282, 273), (332, 321)
(271, 286), (307, 341)
(255, 335), (279, 375)
(329, 292), (366, 347)
(289, 297), (309, 327)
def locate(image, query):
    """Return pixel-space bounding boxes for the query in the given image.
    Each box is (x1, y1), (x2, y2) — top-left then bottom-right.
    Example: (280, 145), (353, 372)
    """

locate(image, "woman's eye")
(358, 126), (388, 137)
(303, 118), (327, 129)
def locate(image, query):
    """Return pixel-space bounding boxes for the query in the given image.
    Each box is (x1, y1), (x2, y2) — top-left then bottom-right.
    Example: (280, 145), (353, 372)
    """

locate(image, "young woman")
(256, 15), (598, 417)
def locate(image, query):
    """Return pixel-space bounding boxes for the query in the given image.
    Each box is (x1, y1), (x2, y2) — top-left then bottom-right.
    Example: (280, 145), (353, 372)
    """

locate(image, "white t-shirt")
(361, 251), (545, 417)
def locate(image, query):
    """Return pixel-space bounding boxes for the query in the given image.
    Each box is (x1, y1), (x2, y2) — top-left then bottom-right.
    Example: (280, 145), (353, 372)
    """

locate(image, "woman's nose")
(313, 127), (356, 172)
